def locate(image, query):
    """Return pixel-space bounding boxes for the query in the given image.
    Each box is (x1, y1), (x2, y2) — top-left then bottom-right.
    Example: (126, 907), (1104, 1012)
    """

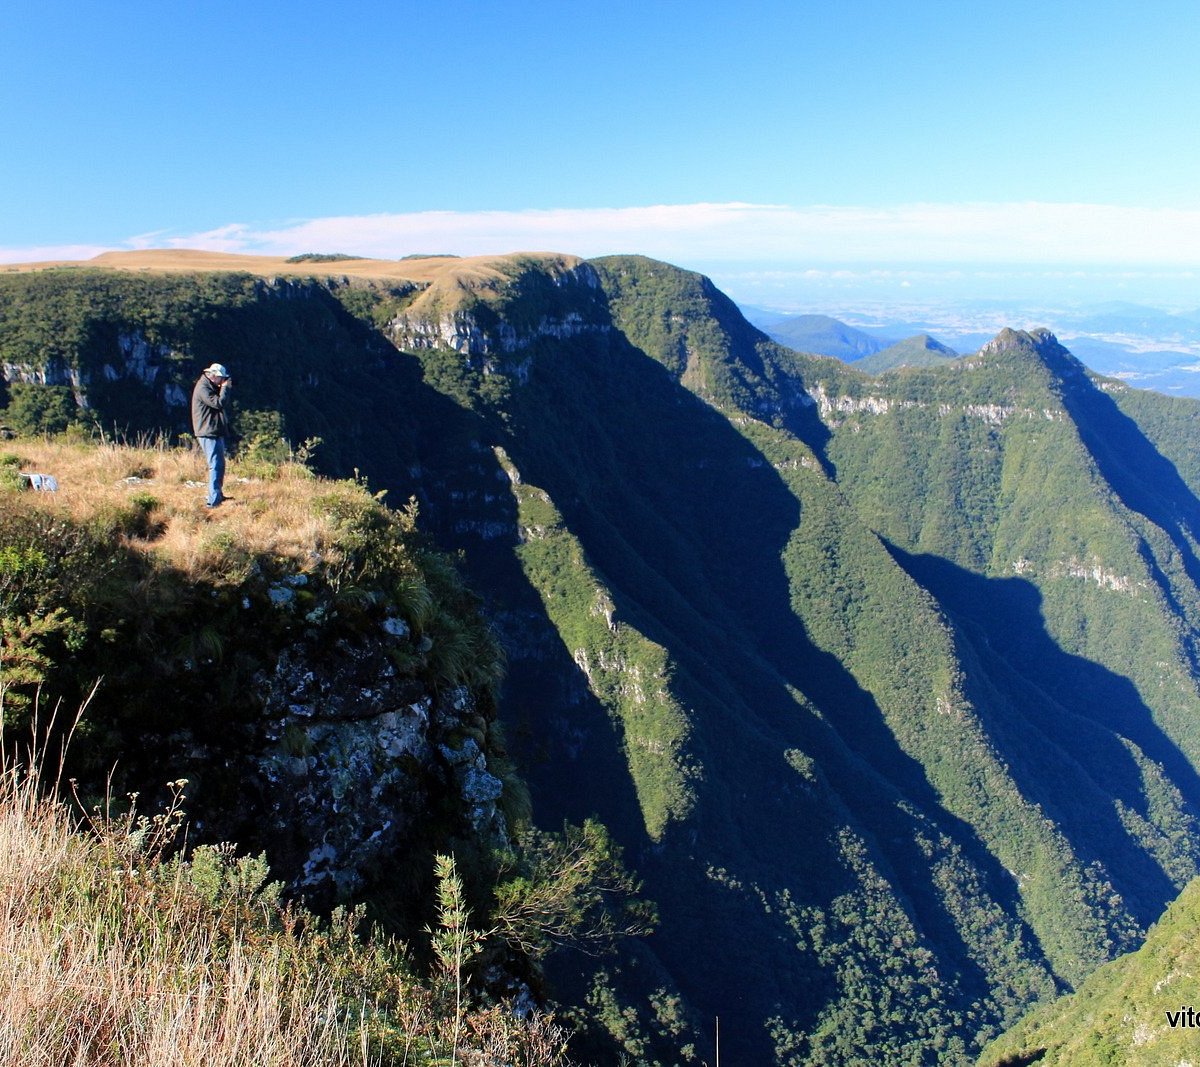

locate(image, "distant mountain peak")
(854, 332), (958, 374)
(741, 309), (886, 361)
(910, 333), (955, 352)
(980, 326), (1064, 357)
(975, 327), (1091, 385)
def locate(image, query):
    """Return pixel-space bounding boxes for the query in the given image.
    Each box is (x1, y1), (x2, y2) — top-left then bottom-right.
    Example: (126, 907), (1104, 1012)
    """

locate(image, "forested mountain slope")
(979, 876), (1200, 1065)
(3, 252), (1200, 1064)
(855, 333), (958, 373)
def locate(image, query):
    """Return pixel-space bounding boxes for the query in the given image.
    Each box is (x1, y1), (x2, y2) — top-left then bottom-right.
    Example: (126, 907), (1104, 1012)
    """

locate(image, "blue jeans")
(199, 436), (226, 506)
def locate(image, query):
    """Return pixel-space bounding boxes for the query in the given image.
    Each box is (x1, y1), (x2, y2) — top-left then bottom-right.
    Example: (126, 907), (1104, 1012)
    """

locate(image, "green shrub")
(3, 382), (82, 435)
(235, 407), (292, 475)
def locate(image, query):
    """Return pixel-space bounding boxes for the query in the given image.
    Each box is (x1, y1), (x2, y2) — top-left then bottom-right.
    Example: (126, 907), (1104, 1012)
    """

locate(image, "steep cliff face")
(0, 448), (513, 931)
(246, 591), (510, 905)
(385, 258), (609, 357)
(6, 255), (1200, 1064)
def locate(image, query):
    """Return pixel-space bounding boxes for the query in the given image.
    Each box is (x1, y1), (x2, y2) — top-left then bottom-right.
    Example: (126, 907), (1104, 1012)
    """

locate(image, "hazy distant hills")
(745, 308), (960, 373)
(743, 301), (1200, 397)
(745, 310), (887, 361)
(744, 306), (960, 376)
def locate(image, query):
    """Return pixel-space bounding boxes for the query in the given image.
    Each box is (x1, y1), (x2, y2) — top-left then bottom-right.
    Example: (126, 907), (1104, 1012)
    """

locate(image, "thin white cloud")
(4, 202), (1200, 267)
(0, 241), (115, 264)
(204, 203), (787, 261)
(201, 202), (1200, 265)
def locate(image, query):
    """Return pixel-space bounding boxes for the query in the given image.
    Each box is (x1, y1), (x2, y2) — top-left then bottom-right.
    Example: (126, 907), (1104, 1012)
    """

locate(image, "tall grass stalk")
(0, 743), (574, 1066)
(0, 751), (375, 1067)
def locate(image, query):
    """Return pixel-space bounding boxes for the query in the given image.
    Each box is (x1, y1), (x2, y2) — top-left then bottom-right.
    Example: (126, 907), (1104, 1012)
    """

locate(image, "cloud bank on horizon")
(6, 201), (1200, 272)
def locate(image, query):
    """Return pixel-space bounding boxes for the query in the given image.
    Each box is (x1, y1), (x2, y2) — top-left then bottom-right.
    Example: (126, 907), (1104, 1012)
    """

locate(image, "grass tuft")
(0, 754), (373, 1066)
(0, 747), (574, 1066)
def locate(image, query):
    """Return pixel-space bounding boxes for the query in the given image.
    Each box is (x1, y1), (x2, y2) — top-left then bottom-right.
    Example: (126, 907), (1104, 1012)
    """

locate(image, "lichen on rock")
(244, 604), (510, 904)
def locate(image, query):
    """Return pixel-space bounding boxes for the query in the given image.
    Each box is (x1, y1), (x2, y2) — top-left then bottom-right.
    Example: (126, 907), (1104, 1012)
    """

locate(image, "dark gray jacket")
(191, 374), (231, 438)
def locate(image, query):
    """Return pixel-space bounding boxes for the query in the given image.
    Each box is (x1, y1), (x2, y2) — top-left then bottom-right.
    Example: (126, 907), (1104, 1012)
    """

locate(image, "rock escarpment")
(249, 615), (509, 904)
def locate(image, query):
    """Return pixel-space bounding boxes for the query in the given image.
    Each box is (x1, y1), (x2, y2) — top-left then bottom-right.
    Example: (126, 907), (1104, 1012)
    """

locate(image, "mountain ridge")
(980, 876), (1200, 1065)
(3, 254), (1200, 1063)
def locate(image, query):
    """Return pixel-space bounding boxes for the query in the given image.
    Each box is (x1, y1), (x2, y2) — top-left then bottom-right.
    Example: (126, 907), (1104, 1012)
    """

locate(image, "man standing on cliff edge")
(191, 362), (232, 509)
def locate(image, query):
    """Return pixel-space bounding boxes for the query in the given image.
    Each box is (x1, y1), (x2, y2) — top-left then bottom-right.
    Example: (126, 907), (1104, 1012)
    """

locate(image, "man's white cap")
(205, 363), (230, 378)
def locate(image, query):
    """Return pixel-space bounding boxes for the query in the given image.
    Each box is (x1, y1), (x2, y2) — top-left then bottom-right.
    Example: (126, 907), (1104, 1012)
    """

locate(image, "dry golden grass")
(0, 754), (373, 1067)
(3, 437), (355, 579)
(0, 740), (575, 1066)
(0, 248), (580, 284)
(0, 248), (586, 321)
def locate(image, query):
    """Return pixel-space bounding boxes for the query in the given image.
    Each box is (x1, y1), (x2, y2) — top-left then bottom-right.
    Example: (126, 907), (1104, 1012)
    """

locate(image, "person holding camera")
(191, 363), (232, 509)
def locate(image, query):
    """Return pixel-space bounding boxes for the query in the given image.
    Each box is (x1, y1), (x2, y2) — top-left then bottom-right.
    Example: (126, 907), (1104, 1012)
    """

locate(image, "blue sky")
(3, 0), (1199, 306)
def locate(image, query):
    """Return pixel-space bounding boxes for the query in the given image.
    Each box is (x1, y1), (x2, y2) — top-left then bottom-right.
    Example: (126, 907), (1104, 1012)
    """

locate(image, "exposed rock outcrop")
(251, 629), (508, 903)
